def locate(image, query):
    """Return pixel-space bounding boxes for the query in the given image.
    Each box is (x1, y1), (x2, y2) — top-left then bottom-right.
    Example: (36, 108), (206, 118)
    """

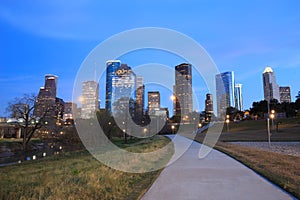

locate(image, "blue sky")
(1, 0), (300, 116)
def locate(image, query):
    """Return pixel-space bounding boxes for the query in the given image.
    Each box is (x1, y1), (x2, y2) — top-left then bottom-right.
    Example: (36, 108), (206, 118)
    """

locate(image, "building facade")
(205, 93), (214, 121)
(34, 74), (64, 133)
(174, 63), (193, 120)
(135, 76), (145, 117)
(148, 91), (160, 113)
(34, 74), (58, 117)
(262, 67), (280, 102)
(216, 71), (235, 118)
(110, 64), (136, 116)
(234, 83), (243, 111)
(279, 86), (291, 103)
(63, 102), (78, 122)
(81, 81), (99, 119)
(105, 60), (121, 112)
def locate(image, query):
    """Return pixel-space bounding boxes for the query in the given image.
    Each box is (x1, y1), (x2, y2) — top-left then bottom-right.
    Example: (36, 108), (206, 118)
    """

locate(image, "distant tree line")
(250, 97), (300, 119)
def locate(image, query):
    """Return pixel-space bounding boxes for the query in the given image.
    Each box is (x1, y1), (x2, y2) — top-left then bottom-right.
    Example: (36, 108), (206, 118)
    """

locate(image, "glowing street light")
(170, 95), (176, 101)
(270, 110), (275, 130)
(225, 115), (230, 132)
(171, 125), (175, 134)
(198, 123), (202, 128)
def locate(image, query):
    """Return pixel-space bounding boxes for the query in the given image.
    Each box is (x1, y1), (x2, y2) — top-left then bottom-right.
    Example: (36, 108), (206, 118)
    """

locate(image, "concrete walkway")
(142, 135), (295, 200)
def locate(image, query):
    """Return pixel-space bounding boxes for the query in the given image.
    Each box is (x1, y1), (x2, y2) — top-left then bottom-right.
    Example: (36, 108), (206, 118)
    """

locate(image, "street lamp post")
(267, 101), (271, 147)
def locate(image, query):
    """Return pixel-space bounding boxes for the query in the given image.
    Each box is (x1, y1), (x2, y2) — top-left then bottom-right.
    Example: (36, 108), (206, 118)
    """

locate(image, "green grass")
(196, 118), (300, 142)
(0, 135), (173, 200)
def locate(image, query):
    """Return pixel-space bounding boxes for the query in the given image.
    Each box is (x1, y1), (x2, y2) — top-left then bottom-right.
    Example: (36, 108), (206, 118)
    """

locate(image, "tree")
(6, 94), (50, 151)
(250, 100), (268, 118)
(250, 99), (298, 119)
(226, 107), (244, 121)
(296, 91), (300, 100)
(97, 109), (116, 140)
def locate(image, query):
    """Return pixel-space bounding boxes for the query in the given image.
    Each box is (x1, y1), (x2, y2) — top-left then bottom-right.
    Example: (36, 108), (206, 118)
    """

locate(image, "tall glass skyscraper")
(105, 61), (136, 115)
(105, 60), (121, 112)
(174, 63), (193, 121)
(234, 84), (243, 111)
(262, 67), (280, 102)
(215, 71), (235, 118)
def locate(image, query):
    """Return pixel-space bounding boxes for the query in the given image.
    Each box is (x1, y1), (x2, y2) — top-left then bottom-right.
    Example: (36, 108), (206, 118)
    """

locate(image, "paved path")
(142, 135), (295, 200)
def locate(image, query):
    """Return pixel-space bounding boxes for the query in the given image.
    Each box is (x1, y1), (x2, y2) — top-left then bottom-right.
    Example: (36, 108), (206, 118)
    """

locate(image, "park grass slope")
(0, 135), (173, 200)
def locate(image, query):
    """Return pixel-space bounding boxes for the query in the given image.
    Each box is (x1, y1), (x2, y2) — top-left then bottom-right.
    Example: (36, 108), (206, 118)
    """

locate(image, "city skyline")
(1, 1), (300, 116)
(0, 62), (298, 118)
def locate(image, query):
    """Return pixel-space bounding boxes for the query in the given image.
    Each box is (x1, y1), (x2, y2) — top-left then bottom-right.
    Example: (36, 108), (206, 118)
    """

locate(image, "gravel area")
(229, 142), (300, 157)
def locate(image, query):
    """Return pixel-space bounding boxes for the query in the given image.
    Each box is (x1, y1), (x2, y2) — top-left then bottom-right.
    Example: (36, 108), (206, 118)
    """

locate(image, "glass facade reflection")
(105, 60), (121, 112)
(216, 71), (235, 118)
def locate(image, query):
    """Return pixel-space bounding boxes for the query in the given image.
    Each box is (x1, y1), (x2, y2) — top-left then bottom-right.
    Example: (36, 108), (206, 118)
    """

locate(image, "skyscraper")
(279, 86), (291, 103)
(44, 74), (58, 98)
(148, 91), (160, 112)
(234, 83), (243, 111)
(34, 74), (64, 133)
(105, 60), (121, 112)
(263, 67), (280, 102)
(174, 63), (193, 120)
(216, 71), (235, 118)
(81, 81), (99, 119)
(110, 64), (136, 115)
(135, 76), (145, 117)
(34, 74), (58, 117)
(205, 93), (214, 121)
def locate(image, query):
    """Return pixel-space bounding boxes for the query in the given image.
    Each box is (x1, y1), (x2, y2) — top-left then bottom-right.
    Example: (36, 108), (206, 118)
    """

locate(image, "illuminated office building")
(174, 63), (193, 120)
(279, 86), (291, 103)
(135, 76), (145, 117)
(81, 81), (99, 119)
(111, 64), (136, 114)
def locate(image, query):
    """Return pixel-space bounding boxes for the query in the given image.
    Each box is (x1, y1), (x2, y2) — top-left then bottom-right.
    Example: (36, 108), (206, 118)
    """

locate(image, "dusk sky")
(1, 0), (300, 117)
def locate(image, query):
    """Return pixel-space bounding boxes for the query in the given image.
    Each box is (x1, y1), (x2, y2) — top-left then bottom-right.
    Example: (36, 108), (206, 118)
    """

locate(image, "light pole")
(267, 101), (271, 147)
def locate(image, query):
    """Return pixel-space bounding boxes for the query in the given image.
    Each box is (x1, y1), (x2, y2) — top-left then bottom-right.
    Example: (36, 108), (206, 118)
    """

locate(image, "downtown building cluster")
(32, 64), (293, 134)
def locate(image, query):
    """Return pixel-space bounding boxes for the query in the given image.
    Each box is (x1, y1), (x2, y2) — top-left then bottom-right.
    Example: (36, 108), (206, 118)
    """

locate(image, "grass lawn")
(197, 118), (300, 142)
(0, 135), (173, 200)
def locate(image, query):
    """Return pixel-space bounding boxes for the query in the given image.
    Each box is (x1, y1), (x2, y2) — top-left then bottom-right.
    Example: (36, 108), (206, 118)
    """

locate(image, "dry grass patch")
(0, 135), (173, 200)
